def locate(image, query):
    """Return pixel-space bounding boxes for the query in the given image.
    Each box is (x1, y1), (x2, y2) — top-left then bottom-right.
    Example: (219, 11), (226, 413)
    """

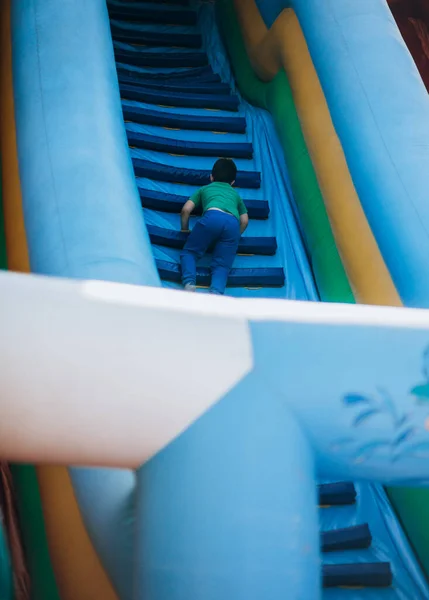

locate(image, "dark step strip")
(318, 482), (356, 506)
(118, 73), (230, 95)
(111, 29), (201, 48)
(127, 131), (253, 158)
(115, 49), (208, 68)
(147, 226), (277, 256)
(138, 188), (269, 219)
(321, 524), (372, 553)
(117, 64), (221, 84)
(120, 82), (240, 111)
(132, 159), (261, 188)
(108, 5), (198, 25)
(156, 260), (285, 287)
(322, 563), (393, 588)
(113, 0), (189, 4)
(123, 105), (246, 133)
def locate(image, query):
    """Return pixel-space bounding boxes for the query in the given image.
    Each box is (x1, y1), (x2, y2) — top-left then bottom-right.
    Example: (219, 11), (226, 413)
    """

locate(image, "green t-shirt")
(189, 182), (248, 221)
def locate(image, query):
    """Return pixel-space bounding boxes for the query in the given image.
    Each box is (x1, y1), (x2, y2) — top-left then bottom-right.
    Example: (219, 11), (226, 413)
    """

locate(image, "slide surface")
(2, 0), (429, 598)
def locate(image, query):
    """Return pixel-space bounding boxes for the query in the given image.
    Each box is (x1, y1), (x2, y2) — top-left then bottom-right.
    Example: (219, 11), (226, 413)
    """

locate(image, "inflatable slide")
(2, 0), (429, 598)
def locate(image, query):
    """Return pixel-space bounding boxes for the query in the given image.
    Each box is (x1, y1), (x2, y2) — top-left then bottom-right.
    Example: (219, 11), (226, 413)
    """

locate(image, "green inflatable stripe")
(387, 488), (429, 580)
(10, 466), (61, 600)
(216, 0), (354, 303)
(0, 526), (13, 600)
(0, 167), (14, 600)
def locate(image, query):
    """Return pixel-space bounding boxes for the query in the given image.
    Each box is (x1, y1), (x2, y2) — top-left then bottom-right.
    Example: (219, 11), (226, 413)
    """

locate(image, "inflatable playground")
(2, 0), (429, 598)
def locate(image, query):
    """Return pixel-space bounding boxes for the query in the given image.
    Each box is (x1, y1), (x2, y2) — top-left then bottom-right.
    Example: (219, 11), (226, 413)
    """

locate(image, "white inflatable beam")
(0, 272), (252, 467)
(2, 272), (429, 484)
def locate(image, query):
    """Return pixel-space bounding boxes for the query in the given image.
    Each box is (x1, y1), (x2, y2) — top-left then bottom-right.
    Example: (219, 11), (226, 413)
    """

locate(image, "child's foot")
(184, 283), (196, 292)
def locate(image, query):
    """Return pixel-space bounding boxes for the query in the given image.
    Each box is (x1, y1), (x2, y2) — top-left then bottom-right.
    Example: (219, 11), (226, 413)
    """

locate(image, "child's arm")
(181, 188), (202, 231)
(239, 213), (249, 234)
(181, 200), (195, 232)
(237, 196), (248, 234)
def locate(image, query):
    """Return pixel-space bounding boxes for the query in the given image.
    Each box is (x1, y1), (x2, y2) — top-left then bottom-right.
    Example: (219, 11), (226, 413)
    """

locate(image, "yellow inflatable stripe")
(0, 0), (30, 272)
(233, 0), (401, 307)
(0, 2), (119, 597)
(37, 468), (118, 600)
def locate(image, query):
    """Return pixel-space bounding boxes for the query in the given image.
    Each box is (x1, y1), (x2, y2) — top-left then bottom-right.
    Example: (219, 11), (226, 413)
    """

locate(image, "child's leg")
(180, 213), (220, 288)
(210, 216), (240, 295)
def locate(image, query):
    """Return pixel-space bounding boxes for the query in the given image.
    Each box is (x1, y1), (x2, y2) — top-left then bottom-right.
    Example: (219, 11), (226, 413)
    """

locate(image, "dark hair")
(212, 158), (237, 184)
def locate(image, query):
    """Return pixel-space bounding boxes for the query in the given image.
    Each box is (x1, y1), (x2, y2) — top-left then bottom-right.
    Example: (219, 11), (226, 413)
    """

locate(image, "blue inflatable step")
(138, 188), (269, 219)
(111, 27), (201, 48)
(127, 131), (253, 158)
(118, 73), (231, 95)
(156, 260), (285, 288)
(114, 0), (190, 4)
(147, 226), (277, 255)
(132, 159), (261, 188)
(322, 563), (393, 588)
(120, 83), (240, 111)
(321, 524), (372, 553)
(117, 64), (221, 84)
(108, 4), (198, 25)
(123, 105), (246, 133)
(318, 482), (356, 506)
(114, 49), (208, 68)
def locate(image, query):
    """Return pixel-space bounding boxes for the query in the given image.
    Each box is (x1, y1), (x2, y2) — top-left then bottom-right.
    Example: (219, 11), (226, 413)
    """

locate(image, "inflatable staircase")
(109, 0), (285, 295)
(107, 0), (419, 596)
(319, 482), (393, 592)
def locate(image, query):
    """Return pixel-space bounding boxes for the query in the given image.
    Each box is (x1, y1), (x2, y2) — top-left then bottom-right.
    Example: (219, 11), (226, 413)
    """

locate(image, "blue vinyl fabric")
(123, 102), (246, 131)
(135, 374), (319, 600)
(107, 0), (198, 25)
(139, 188), (270, 219)
(131, 158), (261, 187)
(253, 2), (429, 598)
(320, 482), (428, 600)
(120, 82), (240, 110)
(126, 131), (253, 158)
(11, 0), (318, 598)
(11, 2), (160, 599)
(294, 0), (429, 309)
(121, 2), (318, 300)
(257, 0), (429, 309)
(114, 49), (208, 68)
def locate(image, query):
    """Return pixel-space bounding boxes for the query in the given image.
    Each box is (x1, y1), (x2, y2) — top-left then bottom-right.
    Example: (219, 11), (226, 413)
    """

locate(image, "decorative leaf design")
(393, 427), (416, 447)
(422, 346), (429, 380)
(353, 441), (390, 463)
(395, 414), (410, 429)
(330, 437), (354, 452)
(377, 387), (398, 423)
(353, 408), (380, 427)
(343, 394), (370, 405)
(410, 383), (429, 401)
(394, 441), (429, 459)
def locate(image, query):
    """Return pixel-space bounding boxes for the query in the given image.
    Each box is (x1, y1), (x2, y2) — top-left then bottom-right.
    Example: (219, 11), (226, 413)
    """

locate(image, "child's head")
(210, 158), (237, 186)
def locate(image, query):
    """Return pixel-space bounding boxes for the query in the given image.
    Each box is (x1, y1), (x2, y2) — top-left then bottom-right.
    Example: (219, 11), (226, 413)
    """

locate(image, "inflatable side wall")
(221, 0), (429, 580)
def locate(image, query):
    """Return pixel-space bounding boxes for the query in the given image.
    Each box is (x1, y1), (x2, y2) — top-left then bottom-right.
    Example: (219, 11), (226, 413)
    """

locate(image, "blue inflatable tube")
(135, 377), (319, 600)
(12, 0), (159, 287)
(11, 1), (159, 598)
(256, 0), (429, 308)
(293, 0), (429, 308)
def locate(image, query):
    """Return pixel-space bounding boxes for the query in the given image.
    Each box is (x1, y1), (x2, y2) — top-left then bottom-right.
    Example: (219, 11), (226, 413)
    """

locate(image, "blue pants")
(180, 210), (240, 294)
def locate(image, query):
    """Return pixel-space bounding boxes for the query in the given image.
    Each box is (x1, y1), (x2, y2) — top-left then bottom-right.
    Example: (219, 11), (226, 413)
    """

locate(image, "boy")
(180, 158), (249, 295)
